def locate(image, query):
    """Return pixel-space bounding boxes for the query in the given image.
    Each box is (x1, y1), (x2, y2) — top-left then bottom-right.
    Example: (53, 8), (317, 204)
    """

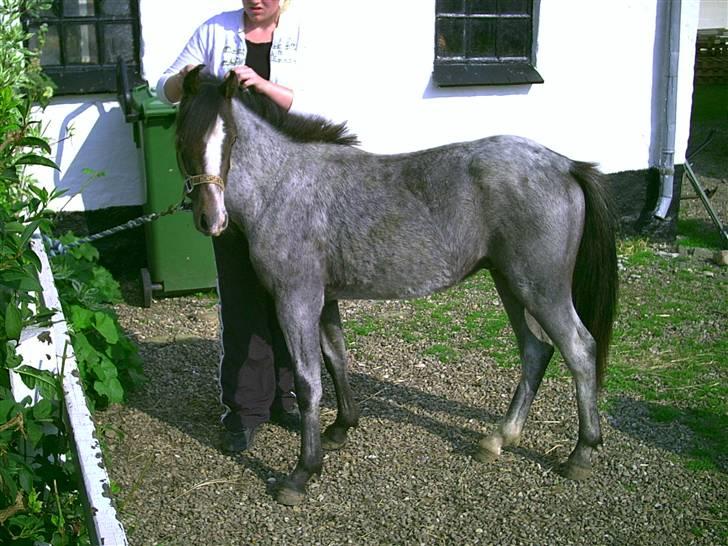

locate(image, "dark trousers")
(213, 225), (296, 432)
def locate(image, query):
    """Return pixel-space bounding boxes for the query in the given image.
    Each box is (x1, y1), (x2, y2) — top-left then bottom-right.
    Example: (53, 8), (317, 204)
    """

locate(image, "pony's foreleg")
(274, 295), (325, 506)
(476, 271), (554, 463)
(319, 300), (359, 450)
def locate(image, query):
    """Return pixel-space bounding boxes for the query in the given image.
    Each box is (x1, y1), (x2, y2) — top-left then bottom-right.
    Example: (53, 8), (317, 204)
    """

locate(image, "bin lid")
(131, 85), (177, 119)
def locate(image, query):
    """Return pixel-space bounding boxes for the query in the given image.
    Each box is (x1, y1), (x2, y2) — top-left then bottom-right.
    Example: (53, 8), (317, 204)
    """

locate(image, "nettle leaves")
(68, 304), (143, 409)
(49, 236), (145, 409)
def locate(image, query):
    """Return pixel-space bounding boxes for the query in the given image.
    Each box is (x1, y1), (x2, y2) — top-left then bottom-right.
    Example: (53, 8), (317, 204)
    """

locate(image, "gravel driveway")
(97, 282), (726, 545)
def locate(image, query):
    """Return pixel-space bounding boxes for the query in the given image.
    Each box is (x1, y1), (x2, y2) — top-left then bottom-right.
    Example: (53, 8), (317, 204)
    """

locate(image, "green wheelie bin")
(117, 61), (216, 306)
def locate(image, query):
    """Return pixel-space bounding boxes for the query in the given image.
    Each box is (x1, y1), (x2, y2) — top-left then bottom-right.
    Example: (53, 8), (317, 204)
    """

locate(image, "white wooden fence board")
(11, 231), (128, 546)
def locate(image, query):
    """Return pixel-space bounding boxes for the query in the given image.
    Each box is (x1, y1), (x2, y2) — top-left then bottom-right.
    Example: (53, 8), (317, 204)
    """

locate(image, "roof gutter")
(653, 0), (682, 220)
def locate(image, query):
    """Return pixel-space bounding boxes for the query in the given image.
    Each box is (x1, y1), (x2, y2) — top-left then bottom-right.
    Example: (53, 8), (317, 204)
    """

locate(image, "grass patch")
(677, 218), (724, 250)
(424, 343), (458, 363)
(608, 241), (727, 473)
(343, 271), (519, 366)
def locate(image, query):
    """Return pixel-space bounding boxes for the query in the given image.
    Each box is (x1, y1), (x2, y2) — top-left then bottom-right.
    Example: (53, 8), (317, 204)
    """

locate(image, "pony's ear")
(222, 71), (239, 99)
(182, 64), (205, 96)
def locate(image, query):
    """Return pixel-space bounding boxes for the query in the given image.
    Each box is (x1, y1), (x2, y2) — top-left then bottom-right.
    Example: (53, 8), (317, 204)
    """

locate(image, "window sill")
(433, 62), (544, 87)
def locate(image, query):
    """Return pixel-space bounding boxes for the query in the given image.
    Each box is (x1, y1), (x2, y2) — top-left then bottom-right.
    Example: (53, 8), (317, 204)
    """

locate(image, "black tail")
(570, 162), (619, 389)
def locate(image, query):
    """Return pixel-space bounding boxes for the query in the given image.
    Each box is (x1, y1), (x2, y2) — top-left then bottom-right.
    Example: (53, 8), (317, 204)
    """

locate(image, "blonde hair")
(280, 0), (291, 13)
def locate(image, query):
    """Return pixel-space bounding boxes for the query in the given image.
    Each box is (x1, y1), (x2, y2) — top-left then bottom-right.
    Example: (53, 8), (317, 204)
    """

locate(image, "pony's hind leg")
(476, 271), (554, 463)
(540, 312), (602, 480)
(522, 295), (603, 480)
(319, 300), (359, 450)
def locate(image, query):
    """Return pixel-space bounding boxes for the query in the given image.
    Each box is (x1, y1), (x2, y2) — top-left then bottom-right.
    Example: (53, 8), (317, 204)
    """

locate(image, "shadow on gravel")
(123, 336), (561, 489)
(345, 373), (566, 472)
(607, 395), (726, 474)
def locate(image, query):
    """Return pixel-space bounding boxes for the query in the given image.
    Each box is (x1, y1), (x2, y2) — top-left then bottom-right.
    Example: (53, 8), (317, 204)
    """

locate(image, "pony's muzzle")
(190, 182), (228, 237)
(198, 210), (228, 237)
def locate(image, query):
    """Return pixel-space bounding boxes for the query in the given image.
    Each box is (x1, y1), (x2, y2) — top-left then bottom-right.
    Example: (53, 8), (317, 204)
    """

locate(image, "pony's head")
(176, 64), (359, 237)
(176, 65), (238, 237)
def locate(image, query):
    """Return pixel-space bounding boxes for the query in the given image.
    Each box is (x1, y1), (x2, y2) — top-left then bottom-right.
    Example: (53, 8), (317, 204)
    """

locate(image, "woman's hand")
(229, 65), (270, 94)
(164, 63), (197, 103)
(229, 66), (294, 111)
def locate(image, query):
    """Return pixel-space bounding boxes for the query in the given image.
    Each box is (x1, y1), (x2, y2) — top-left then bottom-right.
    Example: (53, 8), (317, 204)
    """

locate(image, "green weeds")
(0, 2), (142, 542)
(51, 235), (145, 410)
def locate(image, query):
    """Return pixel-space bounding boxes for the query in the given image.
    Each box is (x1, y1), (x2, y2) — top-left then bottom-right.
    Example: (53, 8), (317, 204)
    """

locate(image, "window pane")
(28, 24), (61, 65)
(65, 23), (98, 63)
(26, 0), (141, 93)
(436, 0), (464, 14)
(433, 0), (542, 86)
(470, 0), (497, 15)
(437, 17), (465, 57)
(64, 0), (96, 16)
(103, 23), (134, 63)
(498, 19), (529, 57)
(498, 0), (530, 16)
(469, 19), (496, 57)
(100, 0), (131, 16)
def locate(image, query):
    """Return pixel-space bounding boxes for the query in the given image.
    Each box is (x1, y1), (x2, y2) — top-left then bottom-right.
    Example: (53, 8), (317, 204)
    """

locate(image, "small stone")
(713, 249), (728, 266)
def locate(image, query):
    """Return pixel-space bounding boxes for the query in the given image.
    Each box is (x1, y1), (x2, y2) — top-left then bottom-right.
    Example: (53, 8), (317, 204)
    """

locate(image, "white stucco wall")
(699, 0), (728, 28)
(35, 0), (700, 212)
(33, 97), (143, 211)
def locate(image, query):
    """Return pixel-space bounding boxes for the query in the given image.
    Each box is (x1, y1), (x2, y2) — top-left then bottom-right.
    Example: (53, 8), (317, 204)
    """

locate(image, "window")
(434, 0), (543, 87)
(27, 0), (141, 95)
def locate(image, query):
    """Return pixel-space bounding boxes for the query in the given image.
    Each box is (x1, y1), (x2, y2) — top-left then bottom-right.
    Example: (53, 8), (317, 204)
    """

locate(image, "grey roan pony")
(176, 68), (618, 506)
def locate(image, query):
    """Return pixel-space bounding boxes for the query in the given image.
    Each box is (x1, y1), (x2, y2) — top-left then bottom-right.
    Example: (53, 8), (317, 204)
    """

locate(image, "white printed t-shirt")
(155, 8), (303, 111)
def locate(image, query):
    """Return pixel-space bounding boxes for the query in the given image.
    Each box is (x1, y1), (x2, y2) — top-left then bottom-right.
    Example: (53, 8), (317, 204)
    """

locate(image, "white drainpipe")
(653, 0), (683, 220)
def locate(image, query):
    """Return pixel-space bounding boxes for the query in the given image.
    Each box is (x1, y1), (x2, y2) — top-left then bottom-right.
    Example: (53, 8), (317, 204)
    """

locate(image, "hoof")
(474, 435), (501, 463)
(321, 426), (348, 451)
(473, 447), (499, 463)
(559, 461), (592, 481)
(276, 483), (306, 506)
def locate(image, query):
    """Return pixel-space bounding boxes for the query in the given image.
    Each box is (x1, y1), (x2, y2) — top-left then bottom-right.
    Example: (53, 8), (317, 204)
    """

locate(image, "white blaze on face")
(198, 114), (228, 235)
(204, 115), (226, 175)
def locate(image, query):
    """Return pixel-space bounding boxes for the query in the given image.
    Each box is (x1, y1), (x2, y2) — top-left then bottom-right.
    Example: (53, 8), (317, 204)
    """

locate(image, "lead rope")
(43, 198), (191, 257)
(45, 148), (229, 256)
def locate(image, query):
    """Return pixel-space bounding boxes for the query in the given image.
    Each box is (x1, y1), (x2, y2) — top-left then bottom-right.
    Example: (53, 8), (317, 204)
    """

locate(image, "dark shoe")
(221, 426), (257, 453)
(270, 404), (301, 430)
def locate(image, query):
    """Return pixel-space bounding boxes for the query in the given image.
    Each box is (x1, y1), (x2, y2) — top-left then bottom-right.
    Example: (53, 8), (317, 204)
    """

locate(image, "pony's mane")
(236, 85), (359, 146)
(179, 74), (359, 147)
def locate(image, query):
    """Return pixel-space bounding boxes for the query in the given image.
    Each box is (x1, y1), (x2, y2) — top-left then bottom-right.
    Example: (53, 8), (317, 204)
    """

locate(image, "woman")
(156, 0), (302, 452)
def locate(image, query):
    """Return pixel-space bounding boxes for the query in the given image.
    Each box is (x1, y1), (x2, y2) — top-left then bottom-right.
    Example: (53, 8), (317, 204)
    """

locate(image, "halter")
(184, 173), (226, 195)
(179, 129), (237, 196)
